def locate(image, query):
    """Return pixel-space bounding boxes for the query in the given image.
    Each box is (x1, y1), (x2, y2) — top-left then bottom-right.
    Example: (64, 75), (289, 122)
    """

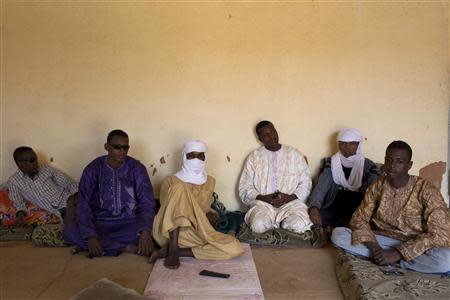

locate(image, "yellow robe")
(153, 175), (244, 260)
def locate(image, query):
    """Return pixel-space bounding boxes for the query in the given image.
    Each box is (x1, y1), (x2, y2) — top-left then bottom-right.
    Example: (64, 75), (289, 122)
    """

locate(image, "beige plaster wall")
(1, 1), (449, 209)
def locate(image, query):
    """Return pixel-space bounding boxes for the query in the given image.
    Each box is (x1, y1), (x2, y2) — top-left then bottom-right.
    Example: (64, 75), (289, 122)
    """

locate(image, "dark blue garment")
(63, 156), (155, 255)
(308, 157), (379, 227)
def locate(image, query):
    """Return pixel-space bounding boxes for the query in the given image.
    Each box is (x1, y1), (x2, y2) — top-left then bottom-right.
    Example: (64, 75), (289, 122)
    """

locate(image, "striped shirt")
(7, 165), (78, 219)
(239, 145), (312, 206)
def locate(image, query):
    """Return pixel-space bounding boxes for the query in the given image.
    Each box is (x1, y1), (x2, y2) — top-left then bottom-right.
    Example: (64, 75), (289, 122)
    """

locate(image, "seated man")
(308, 128), (379, 234)
(8, 146), (78, 225)
(64, 129), (155, 258)
(238, 120), (312, 234)
(151, 140), (244, 269)
(332, 141), (450, 274)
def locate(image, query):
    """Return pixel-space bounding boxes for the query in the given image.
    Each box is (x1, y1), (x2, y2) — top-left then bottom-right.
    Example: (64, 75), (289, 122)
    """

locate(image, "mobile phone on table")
(199, 269), (230, 278)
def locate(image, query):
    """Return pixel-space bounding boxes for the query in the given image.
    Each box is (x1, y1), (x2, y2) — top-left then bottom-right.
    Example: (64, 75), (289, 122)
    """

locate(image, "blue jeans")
(331, 227), (450, 274)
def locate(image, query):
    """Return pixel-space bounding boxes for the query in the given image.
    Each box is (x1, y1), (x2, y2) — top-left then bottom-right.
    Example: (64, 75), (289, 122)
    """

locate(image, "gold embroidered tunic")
(350, 176), (450, 261)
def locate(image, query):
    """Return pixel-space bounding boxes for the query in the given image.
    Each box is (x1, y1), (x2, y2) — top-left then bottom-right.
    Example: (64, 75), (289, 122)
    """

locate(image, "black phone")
(199, 269), (230, 278)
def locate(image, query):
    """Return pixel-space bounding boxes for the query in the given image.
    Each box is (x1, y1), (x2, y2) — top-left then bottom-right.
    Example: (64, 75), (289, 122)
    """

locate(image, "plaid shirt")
(7, 165), (78, 218)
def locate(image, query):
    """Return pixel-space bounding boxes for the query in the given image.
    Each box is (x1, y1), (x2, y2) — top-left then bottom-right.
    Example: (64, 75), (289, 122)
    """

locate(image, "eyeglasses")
(110, 144), (130, 151)
(18, 157), (37, 163)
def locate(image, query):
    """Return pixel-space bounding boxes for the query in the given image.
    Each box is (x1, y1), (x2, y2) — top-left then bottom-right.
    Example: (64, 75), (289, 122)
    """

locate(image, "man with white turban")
(239, 121), (313, 234)
(151, 140), (243, 269)
(308, 128), (379, 234)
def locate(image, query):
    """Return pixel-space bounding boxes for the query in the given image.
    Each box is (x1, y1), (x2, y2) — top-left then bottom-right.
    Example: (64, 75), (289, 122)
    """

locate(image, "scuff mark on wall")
(160, 156), (166, 164)
(226, 155), (231, 162)
(419, 161), (446, 189)
(152, 167), (157, 176)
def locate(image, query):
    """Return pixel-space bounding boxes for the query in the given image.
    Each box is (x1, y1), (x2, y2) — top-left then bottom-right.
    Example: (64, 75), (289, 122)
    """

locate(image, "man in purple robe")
(64, 129), (155, 257)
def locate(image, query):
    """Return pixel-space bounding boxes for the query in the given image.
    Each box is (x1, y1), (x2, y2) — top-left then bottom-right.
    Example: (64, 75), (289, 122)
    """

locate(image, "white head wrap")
(174, 140), (208, 185)
(331, 128), (365, 192)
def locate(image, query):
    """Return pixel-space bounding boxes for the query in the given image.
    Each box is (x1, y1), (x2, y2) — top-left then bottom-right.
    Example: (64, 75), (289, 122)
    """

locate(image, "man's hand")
(256, 192), (297, 208)
(256, 193), (277, 204)
(87, 236), (104, 258)
(364, 241), (382, 255)
(272, 193), (297, 208)
(15, 211), (27, 227)
(372, 248), (402, 266)
(364, 241), (402, 265)
(308, 207), (322, 225)
(138, 230), (153, 256)
(206, 211), (219, 227)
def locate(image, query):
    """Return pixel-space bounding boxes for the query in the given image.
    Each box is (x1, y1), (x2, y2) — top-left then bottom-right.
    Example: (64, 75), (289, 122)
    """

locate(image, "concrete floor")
(0, 241), (343, 300)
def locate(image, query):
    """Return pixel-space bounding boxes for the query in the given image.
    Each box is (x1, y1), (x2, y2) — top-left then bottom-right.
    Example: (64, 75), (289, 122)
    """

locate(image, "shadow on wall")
(418, 161), (446, 190)
(327, 131), (339, 156)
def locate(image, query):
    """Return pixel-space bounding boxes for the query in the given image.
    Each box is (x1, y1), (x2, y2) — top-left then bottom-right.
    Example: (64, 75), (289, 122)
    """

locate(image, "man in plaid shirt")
(7, 146), (78, 225)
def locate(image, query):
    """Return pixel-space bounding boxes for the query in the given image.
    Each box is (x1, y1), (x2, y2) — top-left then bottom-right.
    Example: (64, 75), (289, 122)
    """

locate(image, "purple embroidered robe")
(64, 156), (155, 255)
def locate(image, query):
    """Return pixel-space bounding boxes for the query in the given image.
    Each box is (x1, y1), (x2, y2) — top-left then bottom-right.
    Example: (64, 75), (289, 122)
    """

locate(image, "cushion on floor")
(32, 224), (66, 247)
(237, 223), (326, 248)
(144, 243), (264, 299)
(0, 226), (34, 241)
(71, 278), (147, 300)
(0, 190), (60, 228)
(335, 251), (450, 300)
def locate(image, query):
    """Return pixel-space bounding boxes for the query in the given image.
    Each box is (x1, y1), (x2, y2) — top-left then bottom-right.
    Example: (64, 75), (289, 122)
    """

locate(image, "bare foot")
(148, 244), (168, 264)
(164, 253), (180, 269)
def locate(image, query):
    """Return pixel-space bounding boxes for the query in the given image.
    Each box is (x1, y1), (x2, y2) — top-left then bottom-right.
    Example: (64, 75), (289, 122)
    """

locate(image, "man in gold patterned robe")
(331, 141), (450, 274)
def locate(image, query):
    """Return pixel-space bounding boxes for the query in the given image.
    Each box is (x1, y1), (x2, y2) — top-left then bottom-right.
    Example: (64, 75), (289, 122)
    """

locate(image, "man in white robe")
(239, 121), (313, 234)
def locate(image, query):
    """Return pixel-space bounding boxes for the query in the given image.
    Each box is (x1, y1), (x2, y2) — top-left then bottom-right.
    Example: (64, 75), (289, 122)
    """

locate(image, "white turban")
(331, 128), (365, 192)
(174, 140), (208, 185)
